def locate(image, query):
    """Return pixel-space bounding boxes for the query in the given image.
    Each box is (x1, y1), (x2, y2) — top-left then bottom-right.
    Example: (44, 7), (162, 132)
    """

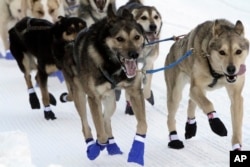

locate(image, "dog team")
(1, 0), (249, 166)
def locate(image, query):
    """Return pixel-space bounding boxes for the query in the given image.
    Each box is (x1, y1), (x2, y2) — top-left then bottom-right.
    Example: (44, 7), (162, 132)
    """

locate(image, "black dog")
(9, 16), (86, 120)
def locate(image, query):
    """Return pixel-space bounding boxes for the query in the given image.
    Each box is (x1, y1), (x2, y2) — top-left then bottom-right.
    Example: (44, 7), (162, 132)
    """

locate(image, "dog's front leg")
(102, 90), (123, 155)
(86, 95), (108, 160)
(226, 79), (244, 151)
(126, 85), (147, 166)
(190, 84), (227, 136)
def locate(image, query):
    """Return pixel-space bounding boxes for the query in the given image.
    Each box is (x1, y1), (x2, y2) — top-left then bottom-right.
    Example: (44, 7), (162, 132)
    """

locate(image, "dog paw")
(86, 139), (107, 160)
(5, 50), (14, 60)
(125, 101), (134, 115)
(168, 131), (184, 149)
(60, 92), (68, 103)
(115, 89), (121, 101)
(146, 90), (154, 105)
(49, 93), (57, 106)
(127, 134), (145, 166)
(185, 119), (197, 139)
(44, 111), (57, 120)
(107, 138), (123, 155)
(232, 144), (242, 151)
(29, 92), (40, 109)
(208, 112), (227, 136)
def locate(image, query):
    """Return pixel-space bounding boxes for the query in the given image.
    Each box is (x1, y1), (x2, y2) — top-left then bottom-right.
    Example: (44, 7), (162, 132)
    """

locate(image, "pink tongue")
(125, 59), (137, 78)
(237, 64), (246, 75)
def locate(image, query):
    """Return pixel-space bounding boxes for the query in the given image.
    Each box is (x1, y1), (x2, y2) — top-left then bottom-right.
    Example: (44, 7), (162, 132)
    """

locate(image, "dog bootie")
(60, 92), (68, 103)
(125, 101), (134, 115)
(146, 90), (154, 105)
(44, 106), (56, 120)
(127, 134), (145, 166)
(185, 118), (197, 139)
(86, 138), (107, 160)
(232, 144), (241, 151)
(28, 88), (40, 109)
(168, 131), (184, 149)
(107, 137), (123, 155)
(207, 111), (227, 136)
(5, 50), (14, 60)
(49, 93), (57, 106)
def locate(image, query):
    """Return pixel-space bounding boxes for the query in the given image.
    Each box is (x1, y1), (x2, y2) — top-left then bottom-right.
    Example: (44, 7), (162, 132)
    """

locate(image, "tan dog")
(164, 19), (249, 151)
(22, 0), (65, 23)
(117, 0), (162, 115)
(0, 0), (25, 56)
(60, 5), (147, 165)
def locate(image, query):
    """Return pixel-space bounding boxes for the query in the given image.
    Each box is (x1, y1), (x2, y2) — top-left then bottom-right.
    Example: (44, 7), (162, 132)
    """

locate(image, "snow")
(0, 0), (250, 166)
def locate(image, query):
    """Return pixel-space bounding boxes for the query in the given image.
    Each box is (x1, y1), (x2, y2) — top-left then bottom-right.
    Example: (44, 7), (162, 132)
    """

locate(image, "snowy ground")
(1, 0), (250, 167)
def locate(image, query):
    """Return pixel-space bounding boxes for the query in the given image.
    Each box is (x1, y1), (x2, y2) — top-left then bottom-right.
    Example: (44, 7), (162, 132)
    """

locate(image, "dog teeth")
(226, 75), (237, 83)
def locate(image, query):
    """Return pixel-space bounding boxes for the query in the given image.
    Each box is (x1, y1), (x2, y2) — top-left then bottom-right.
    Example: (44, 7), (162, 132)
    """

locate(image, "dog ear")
(234, 20), (244, 36)
(107, 4), (116, 22)
(213, 20), (223, 37)
(121, 9), (134, 21)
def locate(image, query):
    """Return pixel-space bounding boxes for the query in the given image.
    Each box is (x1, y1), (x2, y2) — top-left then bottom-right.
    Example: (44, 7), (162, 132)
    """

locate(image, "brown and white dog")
(117, 0), (162, 115)
(22, 0), (65, 23)
(0, 0), (25, 56)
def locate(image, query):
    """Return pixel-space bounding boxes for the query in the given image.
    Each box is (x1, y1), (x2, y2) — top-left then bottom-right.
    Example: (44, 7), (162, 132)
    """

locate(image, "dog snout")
(129, 51), (139, 59)
(227, 64), (236, 75)
(149, 24), (157, 32)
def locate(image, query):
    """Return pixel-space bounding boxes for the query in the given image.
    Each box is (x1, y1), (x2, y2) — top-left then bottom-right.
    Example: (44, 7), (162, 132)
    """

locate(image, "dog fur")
(22, 0), (65, 23)
(60, 5), (148, 165)
(63, 0), (80, 17)
(0, 0), (25, 54)
(8, 16), (86, 120)
(164, 19), (249, 150)
(117, 0), (162, 114)
(78, 0), (116, 27)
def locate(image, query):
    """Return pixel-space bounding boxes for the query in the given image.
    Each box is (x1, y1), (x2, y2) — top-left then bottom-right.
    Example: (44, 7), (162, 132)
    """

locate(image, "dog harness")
(206, 56), (224, 88)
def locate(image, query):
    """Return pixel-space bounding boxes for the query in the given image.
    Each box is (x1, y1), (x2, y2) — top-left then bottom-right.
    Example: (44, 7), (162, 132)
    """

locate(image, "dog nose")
(128, 51), (139, 59)
(227, 65), (236, 75)
(150, 24), (157, 32)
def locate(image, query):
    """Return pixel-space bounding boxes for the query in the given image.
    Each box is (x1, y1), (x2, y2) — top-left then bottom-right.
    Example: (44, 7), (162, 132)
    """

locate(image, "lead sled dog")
(60, 4), (148, 166)
(165, 19), (249, 150)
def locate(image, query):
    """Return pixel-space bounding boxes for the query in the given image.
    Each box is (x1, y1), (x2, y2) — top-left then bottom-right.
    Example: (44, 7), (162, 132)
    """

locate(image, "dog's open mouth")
(224, 64), (246, 83)
(145, 32), (158, 42)
(120, 57), (137, 78)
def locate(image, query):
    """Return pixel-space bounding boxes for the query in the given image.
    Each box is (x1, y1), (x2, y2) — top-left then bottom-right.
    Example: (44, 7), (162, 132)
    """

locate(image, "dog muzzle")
(225, 64), (246, 83)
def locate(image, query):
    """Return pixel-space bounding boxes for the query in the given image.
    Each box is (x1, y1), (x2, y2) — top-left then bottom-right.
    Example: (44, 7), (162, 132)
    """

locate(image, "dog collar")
(99, 67), (117, 89)
(206, 56), (224, 87)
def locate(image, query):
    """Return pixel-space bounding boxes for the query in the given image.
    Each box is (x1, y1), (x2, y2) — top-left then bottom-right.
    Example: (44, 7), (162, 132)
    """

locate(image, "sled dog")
(0, 0), (25, 55)
(22, 0), (65, 23)
(117, 0), (162, 115)
(60, 5), (148, 166)
(8, 16), (86, 120)
(78, 0), (116, 27)
(165, 19), (249, 151)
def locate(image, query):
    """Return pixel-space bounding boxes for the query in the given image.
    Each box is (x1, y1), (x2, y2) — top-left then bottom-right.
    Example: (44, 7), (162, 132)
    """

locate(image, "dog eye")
(37, 10), (44, 16)
(134, 35), (140, 40)
(154, 15), (159, 20)
(50, 9), (55, 14)
(116, 37), (125, 42)
(141, 16), (147, 20)
(219, 50), (226, 56)
(235, 49), (242, 55)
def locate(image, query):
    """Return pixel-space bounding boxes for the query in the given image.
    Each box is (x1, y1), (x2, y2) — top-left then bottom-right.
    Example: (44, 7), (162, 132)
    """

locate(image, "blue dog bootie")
(127, 134), (146, 166)
(5, 50), (14, 60)
(106, 137), (123, 155)
(86, 138), (107, 160)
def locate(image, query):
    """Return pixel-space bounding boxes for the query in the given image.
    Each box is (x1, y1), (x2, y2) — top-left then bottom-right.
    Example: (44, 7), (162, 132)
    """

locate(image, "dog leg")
(166, 71), (186, 149)
(226, 82), (244, 150)
(36, 71), (56, 120)
(25, 72), (40, 109)
(185, 99), (197, 139)
(126, 86), (147, 166)
(86, 95), (108, 159)
(189, 84), (227, 136)
(103, 91), (123, 155)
